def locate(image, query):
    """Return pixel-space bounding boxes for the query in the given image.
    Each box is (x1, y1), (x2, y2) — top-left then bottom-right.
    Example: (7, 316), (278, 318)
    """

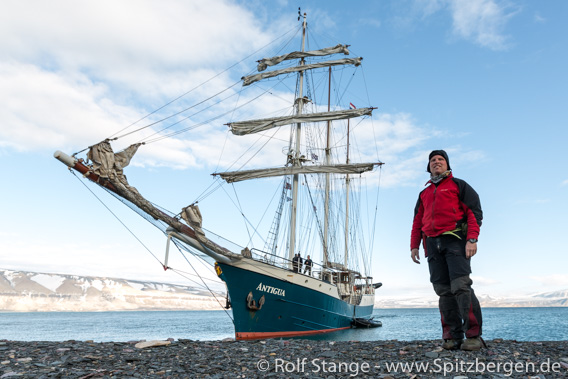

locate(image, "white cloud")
(0, 0), (470, 190)
(408, 0), (518, 50)
(345, 113), (433, 188)
(533, 12), (546, 23)
(0, 0), (265, 91)
(471, 275), (500, 286)
(0, 0), (268, 155)
(413, 0), (446, 18)
(0, 62), (138, 152)
(530, 274), (568, 287)
(447, 0), (517, 50)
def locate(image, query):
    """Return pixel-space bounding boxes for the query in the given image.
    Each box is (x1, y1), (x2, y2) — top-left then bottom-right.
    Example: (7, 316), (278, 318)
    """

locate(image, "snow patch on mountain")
(30, 274), (65, 292)
(0, 269), (225, 312)
(375, 290), (568, 308)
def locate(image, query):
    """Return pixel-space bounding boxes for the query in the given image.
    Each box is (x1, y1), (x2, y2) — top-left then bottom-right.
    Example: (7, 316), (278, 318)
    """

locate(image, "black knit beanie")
(427, 150), (451, 173)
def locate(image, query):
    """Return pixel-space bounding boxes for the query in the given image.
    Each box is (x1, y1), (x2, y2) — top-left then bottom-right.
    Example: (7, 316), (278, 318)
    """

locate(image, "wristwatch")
(468, 238), (478, 243)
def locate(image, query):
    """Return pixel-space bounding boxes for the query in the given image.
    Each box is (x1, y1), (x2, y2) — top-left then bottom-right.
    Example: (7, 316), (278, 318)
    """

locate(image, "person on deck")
(304, 255), (313, 276)
(410, 150), (484, 351)
(292, 254), (299, 273)
(297, 253), (303, 273)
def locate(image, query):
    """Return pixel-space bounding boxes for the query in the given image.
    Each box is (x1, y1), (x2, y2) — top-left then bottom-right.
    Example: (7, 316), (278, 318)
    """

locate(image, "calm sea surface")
(1, 308), (566, 342)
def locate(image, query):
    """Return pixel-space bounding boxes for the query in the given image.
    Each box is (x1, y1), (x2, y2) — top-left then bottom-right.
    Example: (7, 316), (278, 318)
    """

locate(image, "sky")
(1, 0), (567, 304)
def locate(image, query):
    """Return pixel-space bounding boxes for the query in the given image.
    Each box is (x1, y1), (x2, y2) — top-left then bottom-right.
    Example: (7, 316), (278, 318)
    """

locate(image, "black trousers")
(426, 235), (482, 340)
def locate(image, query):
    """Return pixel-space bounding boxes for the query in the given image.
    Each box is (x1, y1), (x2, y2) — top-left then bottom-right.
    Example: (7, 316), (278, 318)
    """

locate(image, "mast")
(288, 12), (307, 265)
(323, 67), (331, 269)
(344, 117), (351, 268)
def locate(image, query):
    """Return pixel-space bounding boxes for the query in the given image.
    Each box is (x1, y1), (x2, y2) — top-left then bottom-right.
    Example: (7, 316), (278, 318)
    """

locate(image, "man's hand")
(411, 248), (420, 264)
(465, 241), (478, 258)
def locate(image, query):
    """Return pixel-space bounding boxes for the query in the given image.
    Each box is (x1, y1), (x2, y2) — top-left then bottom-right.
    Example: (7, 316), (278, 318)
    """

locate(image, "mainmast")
(344, 118), (351, 267)
(323, 67), (331, 269)
(288, 12), (307, 265)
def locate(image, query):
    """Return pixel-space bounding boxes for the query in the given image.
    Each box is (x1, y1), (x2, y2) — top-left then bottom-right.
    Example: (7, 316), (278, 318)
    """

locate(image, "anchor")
(246, 291), (265, 311)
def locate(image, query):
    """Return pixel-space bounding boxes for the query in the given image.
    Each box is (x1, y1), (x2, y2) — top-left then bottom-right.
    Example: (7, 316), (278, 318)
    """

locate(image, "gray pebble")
(0, 339), (566, 378)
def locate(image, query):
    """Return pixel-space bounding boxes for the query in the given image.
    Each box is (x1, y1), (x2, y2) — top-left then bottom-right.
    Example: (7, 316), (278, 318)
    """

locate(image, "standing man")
(292, 254), (299, 273)
(410, 150), (483, 351)
(304, 255), (313, 276)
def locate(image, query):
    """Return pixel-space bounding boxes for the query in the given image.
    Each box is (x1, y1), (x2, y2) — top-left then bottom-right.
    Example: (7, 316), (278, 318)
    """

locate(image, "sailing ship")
(55, 12), (383, 340)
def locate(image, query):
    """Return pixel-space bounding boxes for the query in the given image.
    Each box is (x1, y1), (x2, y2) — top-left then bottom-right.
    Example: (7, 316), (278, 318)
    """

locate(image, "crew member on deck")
(304, 255), (313, 276)
(292, 253), (299, 273)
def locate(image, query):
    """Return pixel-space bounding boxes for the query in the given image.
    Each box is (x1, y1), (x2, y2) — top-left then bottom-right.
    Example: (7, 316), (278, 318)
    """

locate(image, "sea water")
(0, 307), (566, 342)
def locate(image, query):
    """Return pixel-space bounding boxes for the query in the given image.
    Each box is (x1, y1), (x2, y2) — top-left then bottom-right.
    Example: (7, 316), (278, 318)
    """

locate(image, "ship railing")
(248, 248), (348, 285)
(249, 248), (291, 270)
(191, 229), (340, 279)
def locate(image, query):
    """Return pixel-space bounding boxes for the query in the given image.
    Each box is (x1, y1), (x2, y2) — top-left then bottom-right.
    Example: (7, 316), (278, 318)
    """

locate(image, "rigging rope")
(140, 80), (281, 145)
(171, 240), (234, 321)
(71, 168), (234, 314)
(108, 25), (300, 140)
(72, 24), (302, 156)
(70, 169), (163, 266)
(217, 183), (267, 247)
(114, 80), (242, 142)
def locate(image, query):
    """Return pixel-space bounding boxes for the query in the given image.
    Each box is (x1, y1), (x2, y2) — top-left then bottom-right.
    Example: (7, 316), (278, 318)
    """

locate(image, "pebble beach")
(1, 338), (567, 378)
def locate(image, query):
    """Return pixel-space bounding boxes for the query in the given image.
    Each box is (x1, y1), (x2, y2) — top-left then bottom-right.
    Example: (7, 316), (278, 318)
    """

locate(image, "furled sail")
(86, 141), (184, 230)
(257, 44), (349, 71)
(181, 204), (240, 259)
(87, 140), (142, 184)
(86, 141), (241, 260)
(229, 107), (373, 136)
(215, 162), (382, 183)
(242, 58), (362, 86)
(87, 140), (183, 230)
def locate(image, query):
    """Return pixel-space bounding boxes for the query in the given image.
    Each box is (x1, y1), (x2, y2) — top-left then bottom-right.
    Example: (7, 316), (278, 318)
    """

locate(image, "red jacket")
(410, 173), (482, 252)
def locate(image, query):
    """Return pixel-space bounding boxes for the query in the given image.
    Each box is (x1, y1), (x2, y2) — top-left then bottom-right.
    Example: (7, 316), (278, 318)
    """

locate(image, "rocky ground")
(1, 338), (567, 378)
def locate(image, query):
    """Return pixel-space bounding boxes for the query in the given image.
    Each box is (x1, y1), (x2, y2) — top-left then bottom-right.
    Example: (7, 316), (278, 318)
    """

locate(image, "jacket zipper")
(431, 186), (437, 233)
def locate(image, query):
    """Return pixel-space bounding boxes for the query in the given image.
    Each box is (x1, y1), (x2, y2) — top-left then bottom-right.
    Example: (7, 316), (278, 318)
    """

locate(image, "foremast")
(288, 12), (307, 267)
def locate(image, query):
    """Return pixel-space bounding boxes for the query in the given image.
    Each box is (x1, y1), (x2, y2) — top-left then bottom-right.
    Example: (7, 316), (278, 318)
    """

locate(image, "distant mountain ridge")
(375, 290), (568, 308)
(1, 269), (566, 311)
(0, 269), (224, 312)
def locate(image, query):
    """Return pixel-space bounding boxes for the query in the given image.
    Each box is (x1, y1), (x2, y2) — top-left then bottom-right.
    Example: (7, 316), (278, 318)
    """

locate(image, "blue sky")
(1, 0), (567, 303)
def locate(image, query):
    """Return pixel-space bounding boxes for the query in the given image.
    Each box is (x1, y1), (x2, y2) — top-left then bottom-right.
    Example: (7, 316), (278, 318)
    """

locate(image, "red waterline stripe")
(236, 326), (351, 341)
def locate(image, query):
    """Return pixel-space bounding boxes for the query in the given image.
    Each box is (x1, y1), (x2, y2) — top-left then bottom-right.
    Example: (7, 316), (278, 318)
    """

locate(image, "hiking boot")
(441, 339), (463, 350)
(461, 337), (482, 351)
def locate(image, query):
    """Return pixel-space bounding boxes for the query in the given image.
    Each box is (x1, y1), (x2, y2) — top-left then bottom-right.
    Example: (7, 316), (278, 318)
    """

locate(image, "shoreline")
(1, 305), (567, 313)
(2, 339), (567, 378)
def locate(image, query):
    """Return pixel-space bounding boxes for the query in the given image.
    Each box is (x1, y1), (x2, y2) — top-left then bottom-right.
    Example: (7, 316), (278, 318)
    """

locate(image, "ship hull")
(216, 260), (374, 340)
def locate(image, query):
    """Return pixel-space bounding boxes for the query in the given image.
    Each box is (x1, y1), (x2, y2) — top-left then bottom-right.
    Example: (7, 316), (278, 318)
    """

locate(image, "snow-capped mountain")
(375, 290), (568, 308)
(0, 269), (225, 312)
(477, 290), (568, 307)
(2, 268), (566, 311)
